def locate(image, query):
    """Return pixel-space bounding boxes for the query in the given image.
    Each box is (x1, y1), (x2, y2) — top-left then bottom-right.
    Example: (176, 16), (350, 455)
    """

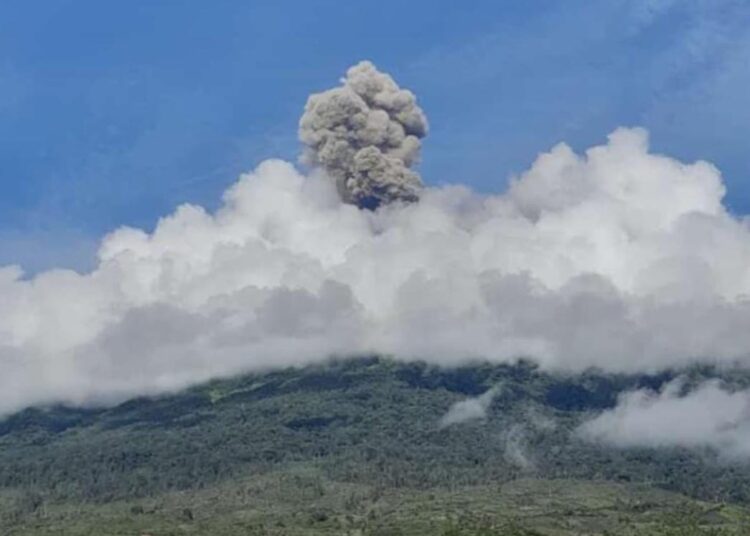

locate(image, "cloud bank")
(578, 379), (750, 459)
(2, 62), (750, 416)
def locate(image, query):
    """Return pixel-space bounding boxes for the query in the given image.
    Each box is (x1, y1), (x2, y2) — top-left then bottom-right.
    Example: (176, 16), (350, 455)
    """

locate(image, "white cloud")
(578, 379), (750, 458)
(2, 127), (750, 415)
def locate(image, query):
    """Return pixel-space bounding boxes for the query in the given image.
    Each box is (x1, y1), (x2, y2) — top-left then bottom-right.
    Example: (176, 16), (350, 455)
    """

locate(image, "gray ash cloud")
(298, 61), (428, 209)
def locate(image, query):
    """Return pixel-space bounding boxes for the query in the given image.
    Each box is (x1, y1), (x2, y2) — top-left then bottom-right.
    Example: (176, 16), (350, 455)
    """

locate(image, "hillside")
(2, 357), (750, 535)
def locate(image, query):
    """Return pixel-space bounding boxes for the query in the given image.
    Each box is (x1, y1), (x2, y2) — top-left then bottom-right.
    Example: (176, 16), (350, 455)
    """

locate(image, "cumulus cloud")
(439, 387), (499, 428)
(2, 63), (750, 416)
(299, 61), (427, 209)
(578, 379), (750, 459)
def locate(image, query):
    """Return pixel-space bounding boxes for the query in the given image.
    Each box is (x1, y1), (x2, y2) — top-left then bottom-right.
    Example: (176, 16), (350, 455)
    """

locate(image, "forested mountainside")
(2, 357), (750, 535)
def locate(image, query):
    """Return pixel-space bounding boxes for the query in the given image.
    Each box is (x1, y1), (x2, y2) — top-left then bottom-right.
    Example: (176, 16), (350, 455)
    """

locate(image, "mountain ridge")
(2, 357), (750, 534)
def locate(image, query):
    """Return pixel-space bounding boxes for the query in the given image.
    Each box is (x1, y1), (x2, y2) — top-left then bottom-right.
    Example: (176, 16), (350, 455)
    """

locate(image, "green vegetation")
(4, 475), (750, 535)
(1, 357), (750, 534)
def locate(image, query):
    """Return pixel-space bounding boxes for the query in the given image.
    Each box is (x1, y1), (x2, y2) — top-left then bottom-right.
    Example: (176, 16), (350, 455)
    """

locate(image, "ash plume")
(298, 61), (428, 209)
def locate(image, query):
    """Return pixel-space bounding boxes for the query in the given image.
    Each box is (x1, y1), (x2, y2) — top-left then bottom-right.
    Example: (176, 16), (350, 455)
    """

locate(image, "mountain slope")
(2, 358), (750, 534)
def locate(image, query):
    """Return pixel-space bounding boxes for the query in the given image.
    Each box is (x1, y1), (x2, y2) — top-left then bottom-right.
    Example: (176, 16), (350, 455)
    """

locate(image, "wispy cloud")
(439, 387), (500, 428)
(578, 379), (750, 459)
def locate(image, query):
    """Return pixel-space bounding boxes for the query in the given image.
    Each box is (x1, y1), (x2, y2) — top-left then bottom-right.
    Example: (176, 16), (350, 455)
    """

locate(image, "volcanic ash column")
(298, 61), (429, 210)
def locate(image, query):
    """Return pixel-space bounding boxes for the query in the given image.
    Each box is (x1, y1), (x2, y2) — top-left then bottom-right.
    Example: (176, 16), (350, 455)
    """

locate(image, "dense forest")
(2, 357), (750, 534)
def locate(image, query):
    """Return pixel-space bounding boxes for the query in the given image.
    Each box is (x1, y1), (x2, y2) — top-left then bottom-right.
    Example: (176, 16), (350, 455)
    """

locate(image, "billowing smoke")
(299, 61), (428, 209)
(2, 62), (750, 417)
(578, 379), (750, 459)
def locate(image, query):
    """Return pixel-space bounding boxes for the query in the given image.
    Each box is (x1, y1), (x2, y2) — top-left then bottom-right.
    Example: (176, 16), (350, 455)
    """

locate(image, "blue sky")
(1, 0), (749, 272)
